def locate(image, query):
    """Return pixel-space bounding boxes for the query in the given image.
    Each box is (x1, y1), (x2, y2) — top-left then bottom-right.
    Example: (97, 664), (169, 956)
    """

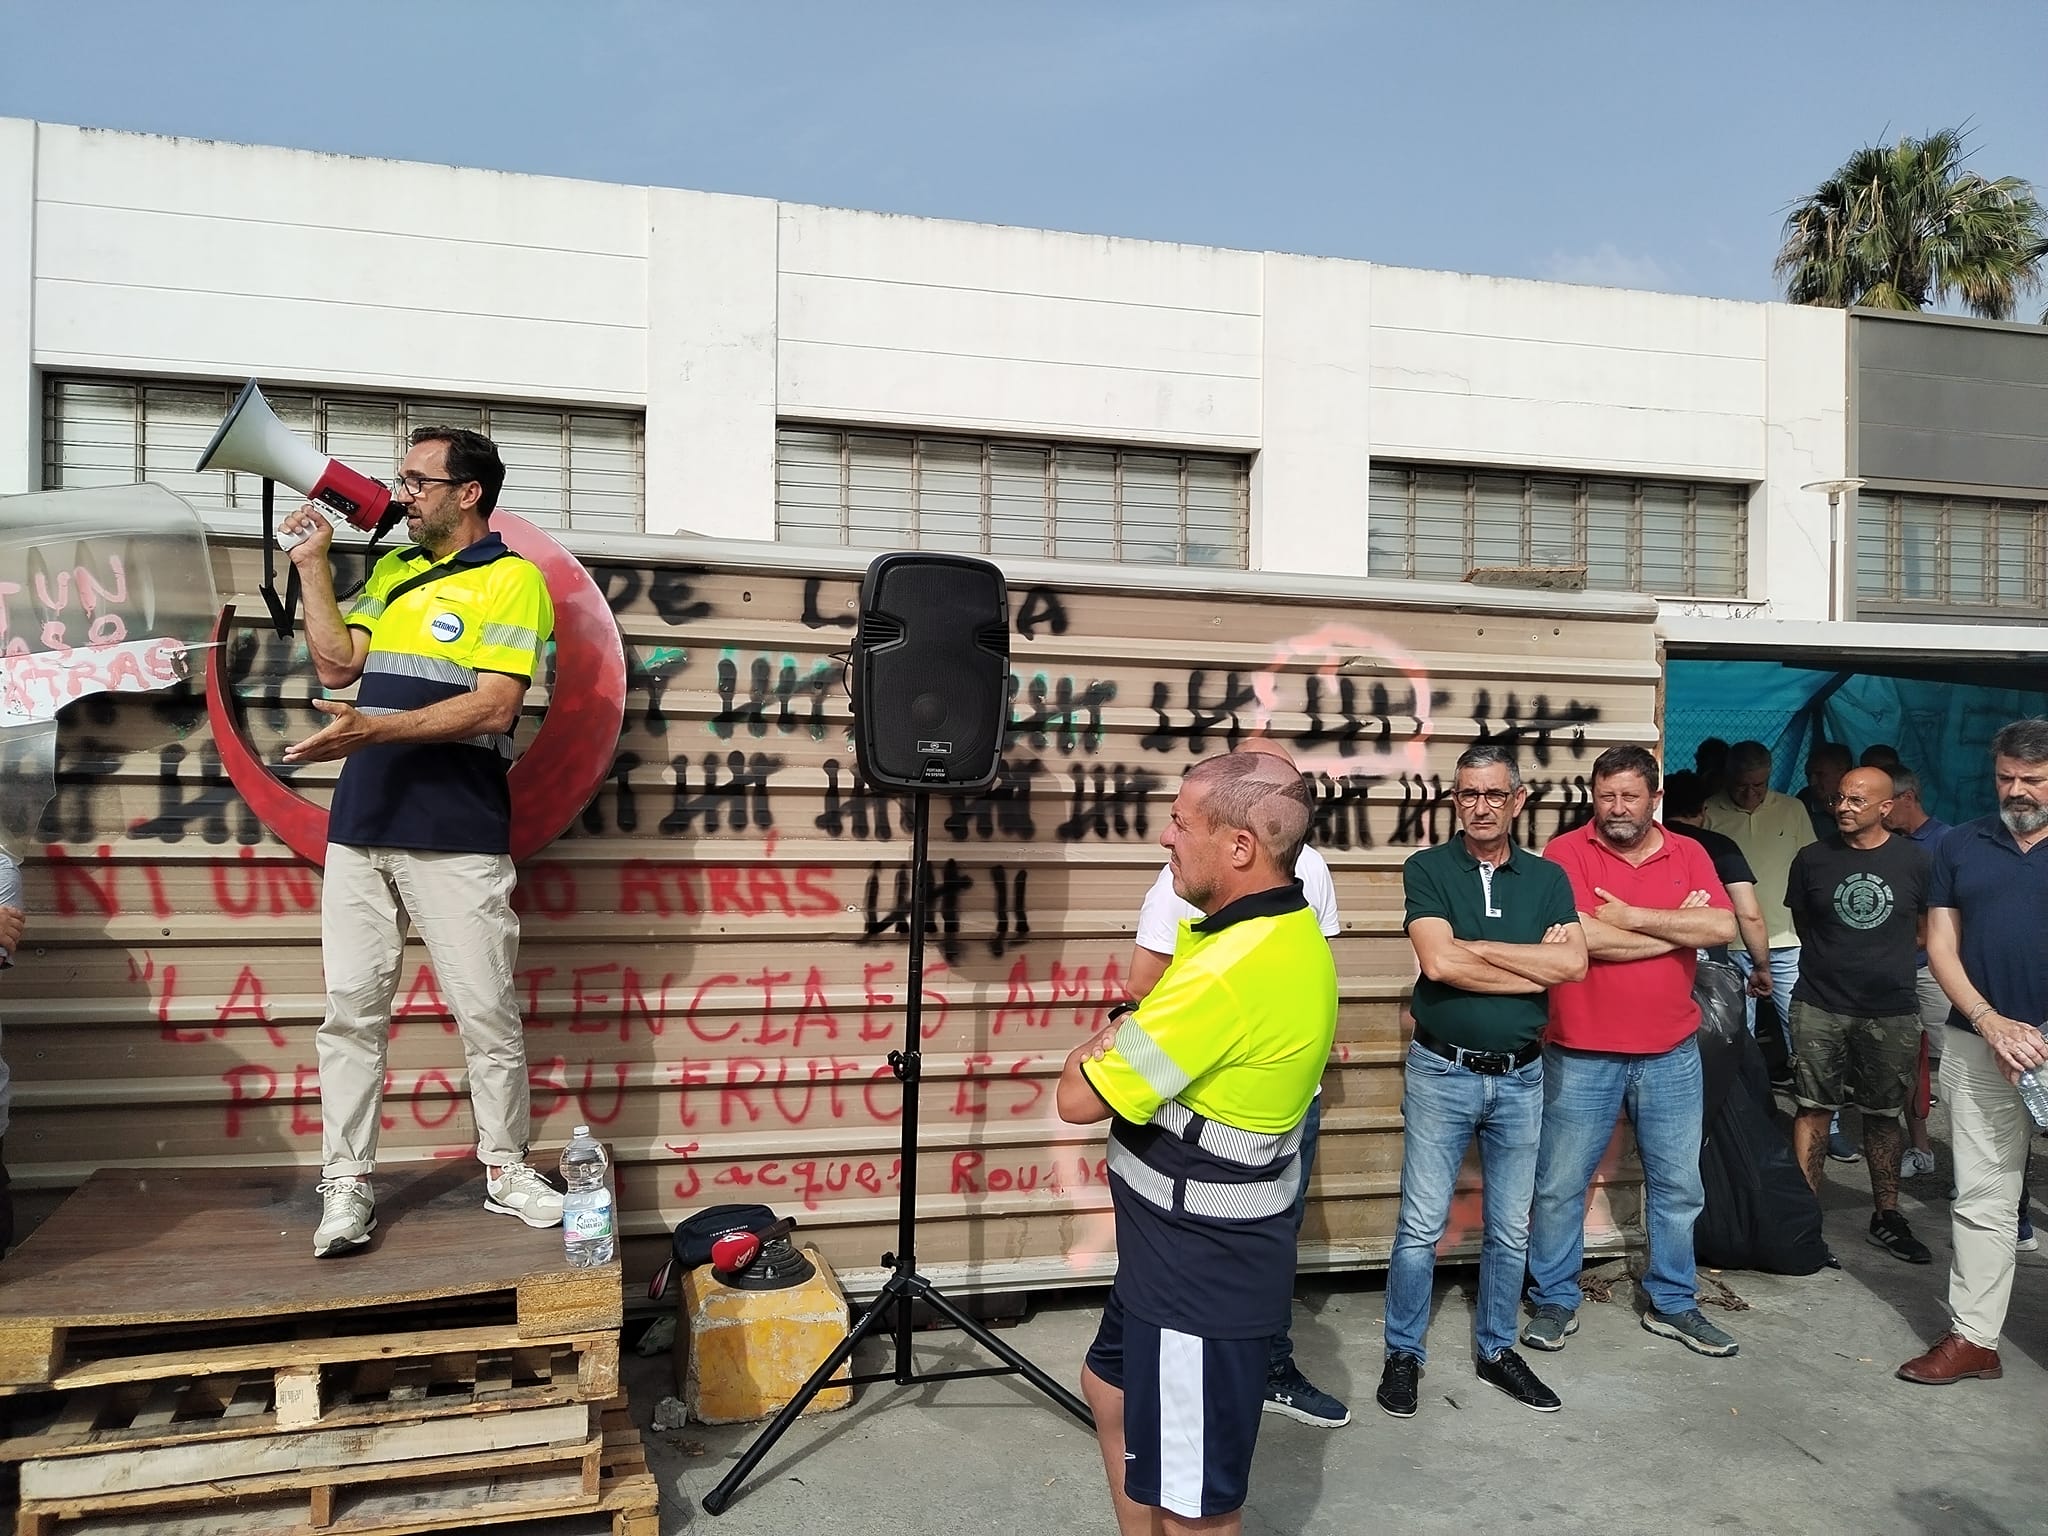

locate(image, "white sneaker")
(1900, 1147), (1938, 1179)
(486, 1162), (565, 1228)
(313, 1177), (376, 1257)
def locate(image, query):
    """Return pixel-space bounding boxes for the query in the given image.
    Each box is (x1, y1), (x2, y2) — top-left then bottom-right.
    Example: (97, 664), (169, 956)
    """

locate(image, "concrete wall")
(28, 124), (648, 409)
(0, 118), (36, 495)
(2, 115), (1848, 612)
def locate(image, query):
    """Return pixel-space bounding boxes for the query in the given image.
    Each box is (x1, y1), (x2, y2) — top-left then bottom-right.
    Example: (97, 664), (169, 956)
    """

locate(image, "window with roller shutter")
(1367, 460), (1751, 599)
(41, 375), (645, 535)
(1854, 487), (2048, 622)
(776, 424), (1249, 569)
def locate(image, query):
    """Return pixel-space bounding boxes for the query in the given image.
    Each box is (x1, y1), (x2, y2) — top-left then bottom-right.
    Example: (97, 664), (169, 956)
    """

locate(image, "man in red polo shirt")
(1519, 745), (1743, 1359)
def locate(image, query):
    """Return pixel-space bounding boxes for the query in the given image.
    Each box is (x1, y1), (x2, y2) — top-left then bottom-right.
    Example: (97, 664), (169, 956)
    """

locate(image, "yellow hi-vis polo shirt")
(1088, 885), (1337, 1134)
(328, 531), (553, 854)
(1081, 882), (1338, 1337)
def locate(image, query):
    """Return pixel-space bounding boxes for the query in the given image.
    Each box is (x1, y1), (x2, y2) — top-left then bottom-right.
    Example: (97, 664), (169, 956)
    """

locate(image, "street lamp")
(1803, 478), (1867, 622)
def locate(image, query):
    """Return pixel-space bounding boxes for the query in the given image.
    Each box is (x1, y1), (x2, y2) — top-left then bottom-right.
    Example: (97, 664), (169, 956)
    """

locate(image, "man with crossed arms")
(1380, 743), (1586, 1418)
(1522, 745), (1741, 1360)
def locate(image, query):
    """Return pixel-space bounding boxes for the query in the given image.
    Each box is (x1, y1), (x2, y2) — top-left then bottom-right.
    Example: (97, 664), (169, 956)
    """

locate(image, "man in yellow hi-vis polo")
(280, 426), (562, 1257)
(1058, 752), (1337, 1535)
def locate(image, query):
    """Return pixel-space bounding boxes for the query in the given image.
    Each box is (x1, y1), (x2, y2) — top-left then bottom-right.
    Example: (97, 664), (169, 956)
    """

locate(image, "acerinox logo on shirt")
(429, 611), (464, 643)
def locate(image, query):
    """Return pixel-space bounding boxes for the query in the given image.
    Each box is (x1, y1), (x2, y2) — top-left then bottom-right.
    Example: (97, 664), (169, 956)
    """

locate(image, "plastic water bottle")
(560, 1126), (615, 1267)
(2020, 1030), (2048, 1129)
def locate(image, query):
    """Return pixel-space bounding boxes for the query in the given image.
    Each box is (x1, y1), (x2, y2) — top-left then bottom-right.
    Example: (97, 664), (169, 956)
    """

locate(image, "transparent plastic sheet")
(0, 484), (220, 859)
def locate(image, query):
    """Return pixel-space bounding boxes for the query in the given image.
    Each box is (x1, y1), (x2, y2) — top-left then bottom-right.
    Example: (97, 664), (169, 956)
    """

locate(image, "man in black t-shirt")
(1785, 767), (1933, 1264)
(1663, 771), (1773, 974)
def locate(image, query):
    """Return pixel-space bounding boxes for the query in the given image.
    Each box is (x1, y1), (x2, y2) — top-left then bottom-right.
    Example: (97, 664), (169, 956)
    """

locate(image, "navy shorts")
(1085, 1290), (1269, 1518)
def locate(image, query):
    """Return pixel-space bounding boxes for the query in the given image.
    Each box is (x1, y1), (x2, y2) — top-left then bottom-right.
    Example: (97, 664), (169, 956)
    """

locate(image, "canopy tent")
(1664, 659), (2048, 827)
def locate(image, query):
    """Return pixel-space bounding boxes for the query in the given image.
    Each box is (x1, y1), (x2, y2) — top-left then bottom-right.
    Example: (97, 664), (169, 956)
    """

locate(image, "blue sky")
(4, 0), (2045, 305)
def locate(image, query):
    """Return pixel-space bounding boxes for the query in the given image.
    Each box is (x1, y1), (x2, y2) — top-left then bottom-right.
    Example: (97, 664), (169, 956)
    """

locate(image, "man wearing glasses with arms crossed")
(1378, 744), (1586, 1418)
(279, 427), (562, 1256)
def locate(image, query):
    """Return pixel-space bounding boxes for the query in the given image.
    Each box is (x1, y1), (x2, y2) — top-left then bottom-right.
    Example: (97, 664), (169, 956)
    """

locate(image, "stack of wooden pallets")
(0, 1165), (656, 1536)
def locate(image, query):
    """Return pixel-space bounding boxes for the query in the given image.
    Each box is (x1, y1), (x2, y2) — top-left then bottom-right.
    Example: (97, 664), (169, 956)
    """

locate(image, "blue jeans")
(1268, 1091), (1320, 1376)
(1384, 1040), (1544, 1363)
(1733, 944), (1800, 1055)
(1525, 1040), (1706, 1319)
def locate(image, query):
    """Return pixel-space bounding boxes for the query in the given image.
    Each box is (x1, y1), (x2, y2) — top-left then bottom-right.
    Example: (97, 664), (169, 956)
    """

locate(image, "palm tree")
(1775, 128), (2047, 319)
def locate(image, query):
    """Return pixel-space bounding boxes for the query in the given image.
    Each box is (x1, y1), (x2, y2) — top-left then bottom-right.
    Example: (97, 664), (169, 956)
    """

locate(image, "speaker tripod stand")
(701, 793), (1095, 1516)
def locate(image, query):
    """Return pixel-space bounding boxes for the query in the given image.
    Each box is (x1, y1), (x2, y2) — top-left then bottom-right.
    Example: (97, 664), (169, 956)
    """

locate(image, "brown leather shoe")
(1897, 1332), (2003, 1385)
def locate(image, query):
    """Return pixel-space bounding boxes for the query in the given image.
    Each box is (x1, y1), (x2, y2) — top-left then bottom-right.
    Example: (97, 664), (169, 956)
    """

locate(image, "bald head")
(1833, 765), (1897, 842)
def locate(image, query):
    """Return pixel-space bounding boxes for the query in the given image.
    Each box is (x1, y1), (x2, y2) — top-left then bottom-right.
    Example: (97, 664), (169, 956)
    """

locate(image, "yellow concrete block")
(679, 1245), (853, 1425)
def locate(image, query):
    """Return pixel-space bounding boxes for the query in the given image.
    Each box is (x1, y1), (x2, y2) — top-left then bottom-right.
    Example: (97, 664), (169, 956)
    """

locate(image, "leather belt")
(1414, 1029), (1543, 1076)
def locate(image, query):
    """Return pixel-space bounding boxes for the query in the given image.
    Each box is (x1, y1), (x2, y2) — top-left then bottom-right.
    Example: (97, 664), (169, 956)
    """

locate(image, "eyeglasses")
(389, 473), (472, 497)
(1453, 788), (1514, 808)
(1830, 795), (1879, 810)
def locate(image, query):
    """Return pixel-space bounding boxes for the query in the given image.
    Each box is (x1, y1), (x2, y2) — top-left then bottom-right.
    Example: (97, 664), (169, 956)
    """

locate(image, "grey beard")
(2001, 799), (2048, 836)
(1599, 816), (1650, 848)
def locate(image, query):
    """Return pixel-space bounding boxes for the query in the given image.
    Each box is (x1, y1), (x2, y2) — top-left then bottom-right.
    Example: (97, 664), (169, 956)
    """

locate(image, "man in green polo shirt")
(1377, 744), (1586, 1419)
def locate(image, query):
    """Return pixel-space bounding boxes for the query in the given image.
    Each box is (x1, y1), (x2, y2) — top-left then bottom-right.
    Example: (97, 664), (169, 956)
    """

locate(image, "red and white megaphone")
(195, 379), (403, 553)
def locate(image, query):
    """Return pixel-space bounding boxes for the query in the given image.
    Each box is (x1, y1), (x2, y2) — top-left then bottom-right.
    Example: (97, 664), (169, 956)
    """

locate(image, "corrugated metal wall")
(8, 534), (1660, 1295)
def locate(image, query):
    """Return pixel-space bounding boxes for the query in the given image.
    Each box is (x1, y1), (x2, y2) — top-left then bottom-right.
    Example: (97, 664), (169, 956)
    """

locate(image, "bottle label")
(564, 1197), (614, 1243)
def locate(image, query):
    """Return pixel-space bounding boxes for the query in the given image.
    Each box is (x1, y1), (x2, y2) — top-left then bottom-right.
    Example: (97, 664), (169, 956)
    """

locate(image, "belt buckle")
(1465, 1049), (1511, 1076)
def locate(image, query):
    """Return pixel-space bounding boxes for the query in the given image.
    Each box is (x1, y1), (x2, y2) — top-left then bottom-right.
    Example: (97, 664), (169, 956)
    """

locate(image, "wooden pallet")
(13, 1403), (658, 1536)
(0, 1331), (621, 1459)
(0, 1166), (622, 1393)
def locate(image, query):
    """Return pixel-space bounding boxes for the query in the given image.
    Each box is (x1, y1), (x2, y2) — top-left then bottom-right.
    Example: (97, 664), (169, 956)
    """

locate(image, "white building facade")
(0, 114), (1869, 634)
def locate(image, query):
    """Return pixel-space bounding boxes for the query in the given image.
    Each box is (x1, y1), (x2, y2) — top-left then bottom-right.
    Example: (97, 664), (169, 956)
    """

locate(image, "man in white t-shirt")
(1128, 739), (1347, 1427)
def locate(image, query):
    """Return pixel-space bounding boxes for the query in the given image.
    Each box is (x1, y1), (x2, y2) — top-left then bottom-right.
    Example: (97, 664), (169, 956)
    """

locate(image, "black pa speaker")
(851, 552), (1011, 792)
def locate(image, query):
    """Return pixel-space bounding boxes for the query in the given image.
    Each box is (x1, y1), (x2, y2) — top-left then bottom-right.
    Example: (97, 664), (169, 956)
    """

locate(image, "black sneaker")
(1262, 1363), (1351, 1427)
(1476, 1347), (1562, 1412)
(1376, 1352), (1421, 1418)
(1868, 1209), (1933, 1265)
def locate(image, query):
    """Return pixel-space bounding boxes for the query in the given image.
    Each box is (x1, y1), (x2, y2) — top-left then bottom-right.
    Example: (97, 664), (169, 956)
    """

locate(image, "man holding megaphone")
(278, 426), (564, 1256)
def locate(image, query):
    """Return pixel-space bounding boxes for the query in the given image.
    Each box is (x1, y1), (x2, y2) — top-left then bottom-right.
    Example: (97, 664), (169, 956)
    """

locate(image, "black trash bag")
(1693, 958), (1750, 1125)
(1694, 1007), (1830, 1276)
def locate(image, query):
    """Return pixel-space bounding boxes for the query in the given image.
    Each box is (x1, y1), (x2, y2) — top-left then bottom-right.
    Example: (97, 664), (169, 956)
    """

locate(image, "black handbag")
(647, 1202), (779, 1299)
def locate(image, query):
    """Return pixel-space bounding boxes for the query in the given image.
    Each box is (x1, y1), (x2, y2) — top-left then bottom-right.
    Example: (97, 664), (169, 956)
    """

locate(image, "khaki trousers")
(317, 844), (530, 1177)
(1940, 1027), (2033, 1349)
(1915, 966), (1950, 1061)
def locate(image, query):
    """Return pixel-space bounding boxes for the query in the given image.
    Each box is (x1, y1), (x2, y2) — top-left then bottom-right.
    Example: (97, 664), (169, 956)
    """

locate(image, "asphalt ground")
(627, 1116), (2045, 1535)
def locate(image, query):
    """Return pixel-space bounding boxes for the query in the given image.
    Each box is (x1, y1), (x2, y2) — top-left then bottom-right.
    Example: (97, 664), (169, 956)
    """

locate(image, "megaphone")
(196, 379), (408, 637)
(196, 379), (402, 552)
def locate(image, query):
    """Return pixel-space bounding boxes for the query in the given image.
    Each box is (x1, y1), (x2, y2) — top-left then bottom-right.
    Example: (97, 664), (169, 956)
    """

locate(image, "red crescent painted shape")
(208, 513), (627, 869)
(494, 513), (628, 863)
(206, 606), (331, 867)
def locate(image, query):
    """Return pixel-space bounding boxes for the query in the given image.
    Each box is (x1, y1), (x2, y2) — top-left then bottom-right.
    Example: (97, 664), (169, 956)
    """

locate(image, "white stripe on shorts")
(1157, 1327), (1207, 1518)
